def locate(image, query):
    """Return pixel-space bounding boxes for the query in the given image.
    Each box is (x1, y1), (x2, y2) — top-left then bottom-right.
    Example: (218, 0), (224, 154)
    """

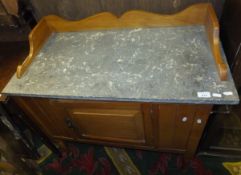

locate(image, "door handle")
(64, 117), (83, 136)
(64, 117), (74, 129)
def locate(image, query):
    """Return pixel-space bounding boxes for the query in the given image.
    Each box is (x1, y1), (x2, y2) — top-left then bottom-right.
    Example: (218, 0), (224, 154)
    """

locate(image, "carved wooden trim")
(205, 4), (228, 80)
(16, 3), (228, 80)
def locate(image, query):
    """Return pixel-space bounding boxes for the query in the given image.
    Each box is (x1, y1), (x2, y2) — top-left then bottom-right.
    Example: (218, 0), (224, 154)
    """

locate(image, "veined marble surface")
(3, 26), (239, 104)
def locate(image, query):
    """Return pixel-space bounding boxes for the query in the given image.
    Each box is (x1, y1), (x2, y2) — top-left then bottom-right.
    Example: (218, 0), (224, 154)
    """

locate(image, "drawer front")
(50, 100), (147, 144)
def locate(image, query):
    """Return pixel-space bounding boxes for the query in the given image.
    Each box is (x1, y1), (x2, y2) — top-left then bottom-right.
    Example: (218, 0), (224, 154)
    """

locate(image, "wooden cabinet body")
(14, 97), (212, 159)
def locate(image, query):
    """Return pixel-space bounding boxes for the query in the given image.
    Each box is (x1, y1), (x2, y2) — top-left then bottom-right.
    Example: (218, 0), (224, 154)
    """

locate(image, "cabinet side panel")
(13, 97), (53, 137)
(36, 99), (77, 139)
(13, 97), (76, 139)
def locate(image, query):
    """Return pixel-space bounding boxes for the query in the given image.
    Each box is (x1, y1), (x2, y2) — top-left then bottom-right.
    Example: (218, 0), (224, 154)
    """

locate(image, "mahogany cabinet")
(14, 97), (212, 159)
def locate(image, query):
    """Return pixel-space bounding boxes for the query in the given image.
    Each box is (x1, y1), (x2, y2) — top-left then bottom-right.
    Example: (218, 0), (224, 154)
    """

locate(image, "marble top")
(3, 26), (239, 104)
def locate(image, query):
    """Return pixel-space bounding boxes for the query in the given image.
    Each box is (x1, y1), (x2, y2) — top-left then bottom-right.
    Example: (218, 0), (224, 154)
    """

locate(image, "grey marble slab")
(2, 26), (239, 104)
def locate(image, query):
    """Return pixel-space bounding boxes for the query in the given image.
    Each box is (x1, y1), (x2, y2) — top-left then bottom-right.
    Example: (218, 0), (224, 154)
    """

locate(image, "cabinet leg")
(55, 140), (67, 153)
(39, 137), (61, 157)
(184, 151), (196, 168)
(184, 152), (194, 162)
(177, 154), (191, 171)
(183, 157), (191, 169)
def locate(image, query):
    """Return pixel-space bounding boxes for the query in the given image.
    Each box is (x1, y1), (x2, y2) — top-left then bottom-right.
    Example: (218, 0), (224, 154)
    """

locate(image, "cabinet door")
(49, 100), (153, 145)
(156, 104), (196, 151)
(185, 105), (213, 159)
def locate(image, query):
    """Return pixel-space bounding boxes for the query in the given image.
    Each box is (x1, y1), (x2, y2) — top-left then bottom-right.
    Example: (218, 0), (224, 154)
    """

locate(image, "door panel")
(69, 108), (145, 143)
(173, 105), (196, 149)
(185, 105), (212, 158)
(157, 104), (196, 150)
(50, 100), (150, 145)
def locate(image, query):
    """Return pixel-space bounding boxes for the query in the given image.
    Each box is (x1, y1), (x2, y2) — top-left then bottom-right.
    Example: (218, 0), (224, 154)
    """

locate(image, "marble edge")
(2, 92), (239, 105)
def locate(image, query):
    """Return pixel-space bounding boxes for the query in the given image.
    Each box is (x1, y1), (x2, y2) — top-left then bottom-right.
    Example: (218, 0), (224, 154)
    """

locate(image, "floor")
(38, 141), (238, 175)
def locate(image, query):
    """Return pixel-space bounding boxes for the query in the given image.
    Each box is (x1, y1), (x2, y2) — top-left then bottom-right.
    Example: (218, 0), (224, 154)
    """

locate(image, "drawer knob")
(196, 118), (202, 124)
(181, 116), (188, 122)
